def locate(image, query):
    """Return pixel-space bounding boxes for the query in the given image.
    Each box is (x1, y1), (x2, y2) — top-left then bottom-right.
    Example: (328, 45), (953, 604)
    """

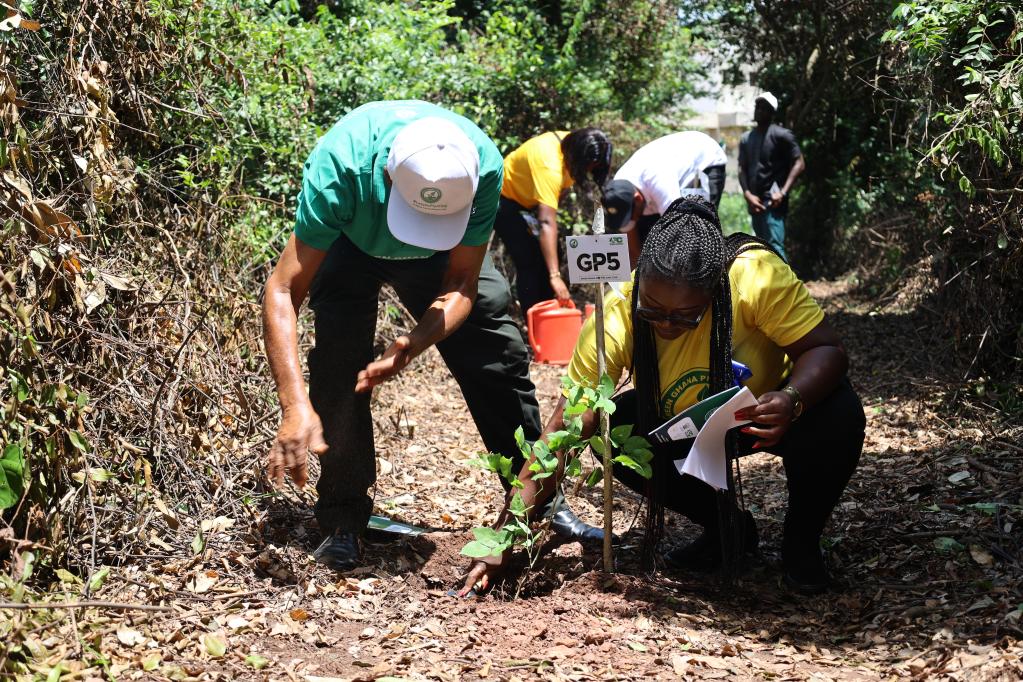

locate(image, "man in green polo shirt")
(262, 101), (601, 571)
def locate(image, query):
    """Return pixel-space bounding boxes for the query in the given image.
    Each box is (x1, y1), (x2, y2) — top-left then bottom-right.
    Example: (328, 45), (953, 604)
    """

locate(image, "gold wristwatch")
(782, 384), (804, 421)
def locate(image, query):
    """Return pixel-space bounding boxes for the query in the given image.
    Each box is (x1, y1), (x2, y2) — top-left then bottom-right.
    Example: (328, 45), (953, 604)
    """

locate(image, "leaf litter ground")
(11, 276), (1022, 681)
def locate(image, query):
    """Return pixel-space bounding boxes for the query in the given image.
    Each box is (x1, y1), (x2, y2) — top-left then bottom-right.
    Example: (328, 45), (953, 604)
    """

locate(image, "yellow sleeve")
(566, 286), (634, 388)
(526, 138), (565, 209)
(742, 251), (825, 346)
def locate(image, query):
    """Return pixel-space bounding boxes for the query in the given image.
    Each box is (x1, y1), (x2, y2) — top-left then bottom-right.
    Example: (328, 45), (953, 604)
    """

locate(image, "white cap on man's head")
(386, 117), (480, 251)
(755, 91), (779, 111)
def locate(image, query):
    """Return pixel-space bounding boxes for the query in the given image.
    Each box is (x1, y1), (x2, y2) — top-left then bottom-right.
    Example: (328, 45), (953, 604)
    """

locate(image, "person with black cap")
(601, 130), (727, 266)
(262, 101), (603, 572)
(492, 128), (612, 315)
(738, 92), (805, 262)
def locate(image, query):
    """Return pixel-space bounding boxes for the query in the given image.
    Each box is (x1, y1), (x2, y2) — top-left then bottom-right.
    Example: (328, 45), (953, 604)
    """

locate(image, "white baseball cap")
(386, 117), (480, 251)
(755, 91), (778, 111)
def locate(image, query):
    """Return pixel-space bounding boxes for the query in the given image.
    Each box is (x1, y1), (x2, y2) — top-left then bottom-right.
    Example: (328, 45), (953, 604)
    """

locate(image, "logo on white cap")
(385, 117), (481, 251)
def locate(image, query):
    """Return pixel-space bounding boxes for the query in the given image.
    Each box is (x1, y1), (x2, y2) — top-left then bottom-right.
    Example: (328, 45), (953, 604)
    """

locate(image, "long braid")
(630, 196), (776, 572)
(561, 128), (612, 197)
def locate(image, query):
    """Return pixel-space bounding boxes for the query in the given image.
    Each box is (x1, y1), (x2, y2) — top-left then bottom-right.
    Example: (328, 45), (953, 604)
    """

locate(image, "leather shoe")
(782, 539), (830, 595)
(312, 531), (360, 571)
(664, 511), (758, 572)
(549, 507), (606, 544)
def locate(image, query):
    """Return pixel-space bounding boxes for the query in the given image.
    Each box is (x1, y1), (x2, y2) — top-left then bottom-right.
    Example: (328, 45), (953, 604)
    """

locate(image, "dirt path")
(15, 276), (1021, 681)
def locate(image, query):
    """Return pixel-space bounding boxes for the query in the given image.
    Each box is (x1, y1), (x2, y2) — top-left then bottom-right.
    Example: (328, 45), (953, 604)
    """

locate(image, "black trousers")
(704, 163), (726, 207)
(492, 197), (553, 315)
(609, 378), (865, 548)
(307, 235), (543, 533)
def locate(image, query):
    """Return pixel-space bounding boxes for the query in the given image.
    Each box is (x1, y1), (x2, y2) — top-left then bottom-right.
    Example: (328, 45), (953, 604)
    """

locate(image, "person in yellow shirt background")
(493, 128), (612, 315)
(461, 196), (865, 596)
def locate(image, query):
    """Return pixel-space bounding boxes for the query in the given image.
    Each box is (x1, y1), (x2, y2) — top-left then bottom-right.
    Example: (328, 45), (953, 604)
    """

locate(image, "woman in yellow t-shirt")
(494, 128), (612, 314)
(461, 197), (865, 595)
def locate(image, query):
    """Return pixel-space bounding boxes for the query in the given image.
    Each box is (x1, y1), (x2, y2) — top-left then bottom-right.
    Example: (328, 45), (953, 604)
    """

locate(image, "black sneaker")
(312, 531), (360, 571)
(549, 507), (607, 544)
(664, 511), (759, 572)
(782, 539), (830, 595)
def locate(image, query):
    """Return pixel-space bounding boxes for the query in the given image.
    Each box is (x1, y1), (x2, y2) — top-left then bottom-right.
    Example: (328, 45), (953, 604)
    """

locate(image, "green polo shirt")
(293, 100), (503, 259)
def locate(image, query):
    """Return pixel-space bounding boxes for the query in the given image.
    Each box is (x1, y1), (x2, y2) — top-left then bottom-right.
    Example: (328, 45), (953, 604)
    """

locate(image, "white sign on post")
(565, 234), (631, 284)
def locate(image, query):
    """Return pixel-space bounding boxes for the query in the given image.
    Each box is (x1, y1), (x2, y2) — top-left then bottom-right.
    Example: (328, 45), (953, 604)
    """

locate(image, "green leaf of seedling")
(585, 467), (604, 487)
(594, 398), (617, 415)
(471, 453), (515, 483)
(531, 471), (553, 480)
(970, 502), (998, 516)
(598, 373), (615, 399)
(565, 457), (582, 478)
(610, 424), (633, 444)
(509, 493), (527, 517)
(245, 655), (268, 670)
(532, 441), (557, 472)
(142, 653), (162, 671)
(589, 436), (607, 456)
(563, 402), (589, 417)
(191, 530), (206, 555)
(566, 416), (584, 436)
(510, 478), (524, 489)
(514, 426), (531, 460)
(472, 527), (505, 544)
(461, 540), (498, 558)
(623, 435), (652, 453)
(614, 455), (652, 479)
(567, 385), (586, 407)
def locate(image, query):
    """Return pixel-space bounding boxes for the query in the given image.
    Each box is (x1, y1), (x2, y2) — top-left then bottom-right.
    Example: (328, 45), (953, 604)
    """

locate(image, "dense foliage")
(696, 0), (1021, 379)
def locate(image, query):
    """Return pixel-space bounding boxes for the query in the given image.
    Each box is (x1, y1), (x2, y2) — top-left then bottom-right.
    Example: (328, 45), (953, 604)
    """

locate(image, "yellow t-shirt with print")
(501, 132), (574, 210)
(566, 248), (825, 419)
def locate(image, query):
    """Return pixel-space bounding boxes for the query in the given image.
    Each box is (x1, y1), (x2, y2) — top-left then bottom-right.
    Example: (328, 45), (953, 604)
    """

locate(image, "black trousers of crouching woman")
(306, 234), (543, 534)
(492, 197), (555, 316)
(609, 378), (865, 554)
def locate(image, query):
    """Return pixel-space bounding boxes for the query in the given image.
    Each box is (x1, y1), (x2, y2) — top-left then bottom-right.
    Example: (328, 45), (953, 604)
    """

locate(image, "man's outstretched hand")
(355, 335), (413, 393)
(268, 404), (328, 488)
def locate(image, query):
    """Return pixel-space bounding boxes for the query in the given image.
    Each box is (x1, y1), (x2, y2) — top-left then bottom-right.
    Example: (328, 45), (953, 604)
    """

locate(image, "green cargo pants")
(307, 234), (543, 533)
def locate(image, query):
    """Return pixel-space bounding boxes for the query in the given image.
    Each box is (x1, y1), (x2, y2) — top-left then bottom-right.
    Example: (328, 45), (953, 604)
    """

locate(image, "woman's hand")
(550, 274), (571, 303)
(457, 553), (507, 597)
(734, 390), (795, 448)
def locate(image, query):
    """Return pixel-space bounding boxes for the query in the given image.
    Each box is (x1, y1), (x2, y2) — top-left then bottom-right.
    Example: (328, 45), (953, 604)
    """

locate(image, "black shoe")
(312, 531), (360, 571)
(664, 511), (758, 572)
(549, 507), (606, 544)
(782, 539), (829, 595)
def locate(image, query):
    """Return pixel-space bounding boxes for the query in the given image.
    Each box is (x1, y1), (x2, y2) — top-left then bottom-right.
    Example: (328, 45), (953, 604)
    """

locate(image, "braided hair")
(630, 195), (777, 571)
(561, 128), (612, 196)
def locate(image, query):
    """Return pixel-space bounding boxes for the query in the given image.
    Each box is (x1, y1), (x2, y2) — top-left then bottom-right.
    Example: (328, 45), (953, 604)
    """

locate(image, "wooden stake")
(590, 208), (615, 572)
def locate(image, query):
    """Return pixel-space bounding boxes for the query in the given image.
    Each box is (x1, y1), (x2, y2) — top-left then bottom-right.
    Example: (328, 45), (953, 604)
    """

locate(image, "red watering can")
(526, 300), (594, 366)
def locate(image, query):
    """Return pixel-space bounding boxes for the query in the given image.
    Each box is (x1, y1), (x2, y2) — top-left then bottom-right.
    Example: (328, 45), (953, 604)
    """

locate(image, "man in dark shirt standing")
(738, 92), (805, 262)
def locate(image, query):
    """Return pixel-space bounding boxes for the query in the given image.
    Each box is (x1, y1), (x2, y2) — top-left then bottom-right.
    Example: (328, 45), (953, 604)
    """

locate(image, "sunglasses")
(636, 305), (707, 328)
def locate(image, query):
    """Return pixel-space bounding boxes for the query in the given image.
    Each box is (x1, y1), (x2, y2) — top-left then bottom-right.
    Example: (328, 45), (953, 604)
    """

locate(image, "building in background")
(682, 65), (759, 194)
